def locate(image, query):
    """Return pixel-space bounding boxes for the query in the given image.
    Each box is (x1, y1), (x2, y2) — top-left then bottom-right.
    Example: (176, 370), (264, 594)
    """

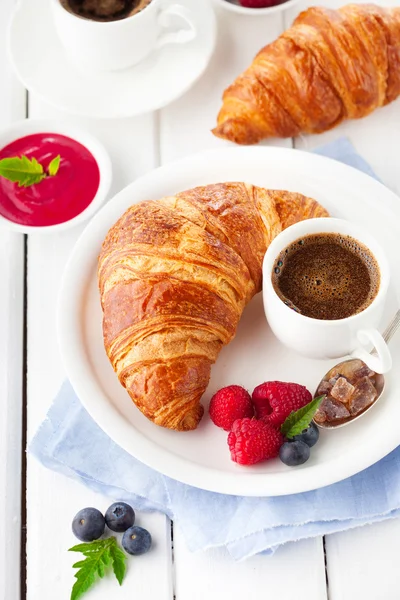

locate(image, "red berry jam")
(0, 133), (100, 226)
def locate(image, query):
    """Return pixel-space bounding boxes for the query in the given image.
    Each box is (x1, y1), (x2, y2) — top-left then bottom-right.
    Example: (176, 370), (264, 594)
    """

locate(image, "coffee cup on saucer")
(262, 218), (392, 374)
(50, 0), (198, 72)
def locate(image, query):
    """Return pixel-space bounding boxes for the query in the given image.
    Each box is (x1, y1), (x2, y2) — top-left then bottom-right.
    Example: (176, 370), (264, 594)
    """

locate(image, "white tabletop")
(1, 0), (400, 598)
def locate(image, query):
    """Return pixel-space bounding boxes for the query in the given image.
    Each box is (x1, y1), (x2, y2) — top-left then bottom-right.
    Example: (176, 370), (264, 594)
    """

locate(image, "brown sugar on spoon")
(314, 360), (382, 426)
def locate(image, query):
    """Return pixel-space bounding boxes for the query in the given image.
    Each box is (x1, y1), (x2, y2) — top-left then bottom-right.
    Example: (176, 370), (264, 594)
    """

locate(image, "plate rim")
(57, 146), (400, 496)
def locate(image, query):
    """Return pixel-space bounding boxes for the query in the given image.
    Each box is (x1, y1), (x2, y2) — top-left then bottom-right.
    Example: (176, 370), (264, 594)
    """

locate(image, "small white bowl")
(0, 119), (112, 234)
(213, 0), (300, 16)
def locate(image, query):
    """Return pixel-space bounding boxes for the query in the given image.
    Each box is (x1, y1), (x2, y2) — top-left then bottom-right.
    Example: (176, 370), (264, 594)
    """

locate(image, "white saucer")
(58, 146), (400, 497)
(8, 0), (217, 119)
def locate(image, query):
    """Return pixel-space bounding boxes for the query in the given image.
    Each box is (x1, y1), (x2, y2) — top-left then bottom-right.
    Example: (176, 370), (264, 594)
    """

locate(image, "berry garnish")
(72, 507), (105, 542)
(228, 418), (283, 465)
(293, 422), (319, 447)
(252, 381), (312, 427)
(209, 385), (253, 431)
(105, 502), (135, 533)
(279, 440), (310, 466)
(122, 526), (152, 555)
(278, 396), (324, 466)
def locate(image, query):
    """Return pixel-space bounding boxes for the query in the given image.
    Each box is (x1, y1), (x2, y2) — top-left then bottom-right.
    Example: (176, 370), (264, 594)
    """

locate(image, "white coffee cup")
(50, 0), (198, 72)
(262, 218), (392, 374)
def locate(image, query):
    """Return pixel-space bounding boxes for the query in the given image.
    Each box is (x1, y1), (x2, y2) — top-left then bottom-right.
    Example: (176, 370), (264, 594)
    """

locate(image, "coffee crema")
(271, 233), (380, 320)
(61, 0), (152, 22)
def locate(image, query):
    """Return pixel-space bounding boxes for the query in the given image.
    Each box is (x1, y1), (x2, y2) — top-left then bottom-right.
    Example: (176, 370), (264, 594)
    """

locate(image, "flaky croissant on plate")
(213, 4), (400, 145)
(98, 183), (328, 431)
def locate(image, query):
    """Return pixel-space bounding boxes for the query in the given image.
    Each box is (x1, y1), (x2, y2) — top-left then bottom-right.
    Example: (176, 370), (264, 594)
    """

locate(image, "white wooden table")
(2, 0), (400, 598)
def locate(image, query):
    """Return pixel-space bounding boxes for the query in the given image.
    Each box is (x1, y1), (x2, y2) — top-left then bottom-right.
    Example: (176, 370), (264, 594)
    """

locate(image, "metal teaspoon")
(314, 309), (400, 430)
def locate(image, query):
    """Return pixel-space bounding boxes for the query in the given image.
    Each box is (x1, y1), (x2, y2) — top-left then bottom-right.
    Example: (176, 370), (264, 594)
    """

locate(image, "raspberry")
(209, 385), (253, 431)
(252, 381), (312, 427)
(239, 0), (284, 8)
(228, 418), (284, 465)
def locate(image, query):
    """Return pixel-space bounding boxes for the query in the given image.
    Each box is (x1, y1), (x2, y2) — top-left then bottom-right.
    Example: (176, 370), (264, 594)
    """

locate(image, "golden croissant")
(98, 183), (328, 431)
(213, 4), (400, 145)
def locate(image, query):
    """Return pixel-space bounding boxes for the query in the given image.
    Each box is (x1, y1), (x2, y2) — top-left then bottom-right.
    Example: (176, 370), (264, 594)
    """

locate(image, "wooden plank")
(326, 520), (400, 600)
(0, 236), (24, 600)
(160, 4), (326, 595)
(0, 0), (26, 128)
(294, 104), (400, 196)
(288, 1), (400, 597)
(295, 102), (400, 600)
(159, 4), (290, 163)
(0, 1), (28, 599)
(23, 1), (400, 599)
(25, 99), (173, 599)
(174, 535), (327, 600)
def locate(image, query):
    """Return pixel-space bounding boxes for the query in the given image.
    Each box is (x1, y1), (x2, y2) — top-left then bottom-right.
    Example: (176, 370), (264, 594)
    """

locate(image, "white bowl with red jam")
(0, 120), (112, 233)
(213, 0), (300, 16)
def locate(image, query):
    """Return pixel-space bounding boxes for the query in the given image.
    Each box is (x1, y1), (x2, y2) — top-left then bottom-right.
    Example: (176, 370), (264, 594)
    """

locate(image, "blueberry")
(72, 508), (105, 542)
(122, 526), (152, 556)
(279, 440), (310, 466)
(105, 502), (135, 532)
(293, 422), (319, 447)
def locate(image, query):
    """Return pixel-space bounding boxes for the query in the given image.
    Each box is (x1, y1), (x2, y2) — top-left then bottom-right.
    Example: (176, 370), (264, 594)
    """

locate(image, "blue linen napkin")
(30, 138), (400, 561)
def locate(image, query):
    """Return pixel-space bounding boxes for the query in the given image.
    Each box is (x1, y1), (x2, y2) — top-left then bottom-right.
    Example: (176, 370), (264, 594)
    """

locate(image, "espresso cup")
(262, 218), (392, 374)
(50, 0), (198, 72)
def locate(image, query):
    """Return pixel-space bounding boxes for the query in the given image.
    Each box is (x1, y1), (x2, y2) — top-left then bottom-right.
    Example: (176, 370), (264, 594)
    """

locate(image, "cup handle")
(351, 328), (392, 374)
(156, 4), (197, 49)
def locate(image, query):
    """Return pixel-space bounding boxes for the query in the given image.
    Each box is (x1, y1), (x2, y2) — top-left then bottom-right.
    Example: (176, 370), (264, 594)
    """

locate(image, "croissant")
(213, 4), (400, 145)
(98, 183), (328, 431)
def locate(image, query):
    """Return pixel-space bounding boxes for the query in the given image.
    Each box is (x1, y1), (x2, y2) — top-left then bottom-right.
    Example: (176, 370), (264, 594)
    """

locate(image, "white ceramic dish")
(8, 0), (216, 119)
(213, 0), (300, 16)
(58, 147), (400, 497)
(0, 119), (112, 234)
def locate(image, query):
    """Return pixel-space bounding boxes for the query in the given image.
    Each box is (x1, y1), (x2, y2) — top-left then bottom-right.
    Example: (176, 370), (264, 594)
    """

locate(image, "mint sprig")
(48, 154), (61, 177)
(0, 154), (62, 187)
(0, 156), (45, 187)
(281, 396), (325, 438)
(108, 541), (127, 585)
(69, 537), (126, 600)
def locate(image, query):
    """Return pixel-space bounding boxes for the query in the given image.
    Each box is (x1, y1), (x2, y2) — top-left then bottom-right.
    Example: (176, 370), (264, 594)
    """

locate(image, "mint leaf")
(0, 155), (45, 187)
(109, 542), (127, 585)
(70, 540), (108, 554)
(281, 396), (325, 437)
(31, 157), (42, 169)
(71, 564), (97, 600)
(69, 537), (126, 600)
(97, 559), (106, 579)
(72, 560), (91, 569)
(48, 154), (61, 176)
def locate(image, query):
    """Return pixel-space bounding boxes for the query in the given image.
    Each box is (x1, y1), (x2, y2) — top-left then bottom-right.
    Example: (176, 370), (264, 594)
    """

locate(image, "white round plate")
(8, 0), (216, 119)
(58, 147), (400, 496)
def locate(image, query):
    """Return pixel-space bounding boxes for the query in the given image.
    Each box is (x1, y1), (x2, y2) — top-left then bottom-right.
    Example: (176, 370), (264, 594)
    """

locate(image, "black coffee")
(61, 0), (152, 22)
(271, 233), (380, 320)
